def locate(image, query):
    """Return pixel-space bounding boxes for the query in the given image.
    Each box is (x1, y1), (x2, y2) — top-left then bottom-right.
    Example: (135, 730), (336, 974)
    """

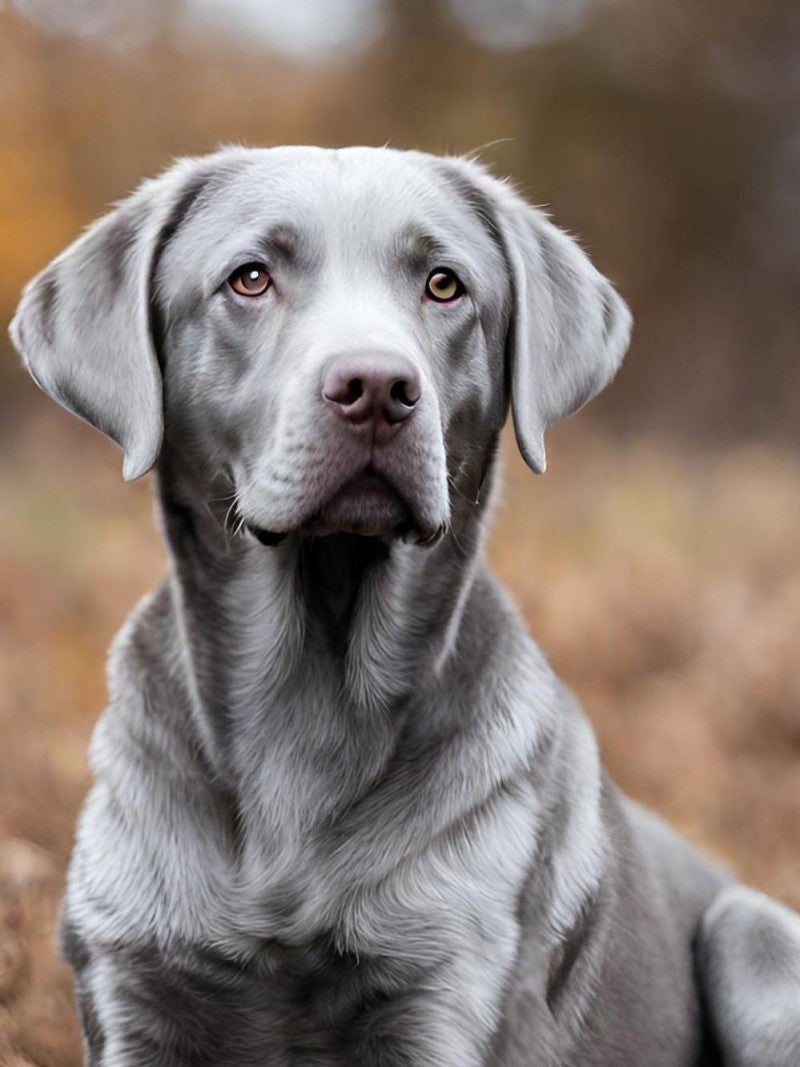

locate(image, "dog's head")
(10, 146), (630, 546)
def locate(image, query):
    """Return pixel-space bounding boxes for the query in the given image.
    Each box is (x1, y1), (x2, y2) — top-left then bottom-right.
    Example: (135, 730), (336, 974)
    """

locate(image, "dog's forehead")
(175, 146), (500, 277)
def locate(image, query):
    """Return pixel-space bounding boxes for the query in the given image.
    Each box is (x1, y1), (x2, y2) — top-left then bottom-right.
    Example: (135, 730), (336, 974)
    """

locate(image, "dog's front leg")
(67, 952), (225, 1067)
(62, 939), (294, 1067)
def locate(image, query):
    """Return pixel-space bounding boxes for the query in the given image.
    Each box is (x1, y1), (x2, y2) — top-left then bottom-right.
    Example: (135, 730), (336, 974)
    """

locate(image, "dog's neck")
(153, 441), (507, 788)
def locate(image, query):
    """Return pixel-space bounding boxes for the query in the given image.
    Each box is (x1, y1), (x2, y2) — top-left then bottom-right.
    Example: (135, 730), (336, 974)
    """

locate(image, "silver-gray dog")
(10, 146), (800, 1066)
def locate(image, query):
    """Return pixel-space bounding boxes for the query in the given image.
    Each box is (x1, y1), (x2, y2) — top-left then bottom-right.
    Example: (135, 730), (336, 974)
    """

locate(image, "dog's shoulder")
(65, 583), (238, 952)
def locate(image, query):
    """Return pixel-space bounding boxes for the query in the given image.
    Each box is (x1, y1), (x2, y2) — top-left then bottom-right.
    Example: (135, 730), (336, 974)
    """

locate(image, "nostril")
(323, 375), (364, 406)
(390, 379), (419, 408)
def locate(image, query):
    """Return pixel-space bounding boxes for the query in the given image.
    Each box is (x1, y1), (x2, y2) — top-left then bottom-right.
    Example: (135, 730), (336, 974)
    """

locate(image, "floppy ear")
(500, 202), (632, 473)
(9, 159), (209, 480)
(445, 159), (632, 473)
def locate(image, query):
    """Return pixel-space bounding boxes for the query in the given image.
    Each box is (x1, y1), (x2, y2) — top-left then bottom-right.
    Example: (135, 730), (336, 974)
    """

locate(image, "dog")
(10, 145), (800, 1066)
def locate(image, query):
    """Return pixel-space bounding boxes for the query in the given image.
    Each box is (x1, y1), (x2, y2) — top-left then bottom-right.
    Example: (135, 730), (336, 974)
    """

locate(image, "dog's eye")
(424, 268), (464, 304)
(229, 263), (271, 297)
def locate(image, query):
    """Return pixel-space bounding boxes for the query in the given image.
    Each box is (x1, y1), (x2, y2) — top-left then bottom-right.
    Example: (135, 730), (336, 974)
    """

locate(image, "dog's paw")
(699, 884), (800, 1067)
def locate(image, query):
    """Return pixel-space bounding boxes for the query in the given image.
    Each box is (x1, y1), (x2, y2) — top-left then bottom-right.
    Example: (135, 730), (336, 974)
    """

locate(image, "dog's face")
(10, 146), (631, 545)
(156, 147), (510, 544)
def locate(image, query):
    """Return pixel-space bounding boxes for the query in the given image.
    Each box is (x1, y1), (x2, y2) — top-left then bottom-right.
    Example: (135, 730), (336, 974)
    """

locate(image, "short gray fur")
(10, 146), (800, 1066)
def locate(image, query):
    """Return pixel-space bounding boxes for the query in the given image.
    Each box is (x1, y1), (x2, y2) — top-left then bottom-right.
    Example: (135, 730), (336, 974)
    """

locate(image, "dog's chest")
(75, 615), (546, 1064)
(166, 745), (537, 1064)
(140, 810), (525, 1066)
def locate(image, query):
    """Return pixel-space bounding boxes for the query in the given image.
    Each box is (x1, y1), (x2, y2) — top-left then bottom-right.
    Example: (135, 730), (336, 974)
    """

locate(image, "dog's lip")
(248, 526), (287, 547)
(309, 465), (409, 536)
(244, 466), (444, 546)
(336, 466), (400, 499)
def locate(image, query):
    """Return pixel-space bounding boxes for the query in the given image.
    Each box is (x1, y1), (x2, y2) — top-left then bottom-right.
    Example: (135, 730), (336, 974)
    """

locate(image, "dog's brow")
(395, 227), (451, 271)
(256, 224), (306, 265)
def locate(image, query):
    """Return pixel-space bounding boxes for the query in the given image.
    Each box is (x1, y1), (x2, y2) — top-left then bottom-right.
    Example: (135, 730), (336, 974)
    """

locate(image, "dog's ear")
(500, 201), (632, 473)
(444, 158), (632, 473)
(9, 159), (210, 480)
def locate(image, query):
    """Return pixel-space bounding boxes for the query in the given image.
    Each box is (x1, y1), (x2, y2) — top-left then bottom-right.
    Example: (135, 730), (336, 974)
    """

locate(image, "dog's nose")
(322, 354), (421, 442)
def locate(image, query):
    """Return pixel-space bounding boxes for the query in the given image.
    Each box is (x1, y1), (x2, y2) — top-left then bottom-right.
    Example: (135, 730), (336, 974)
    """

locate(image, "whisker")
(446, 471), (479, 507)
(224, 495), (245, 539)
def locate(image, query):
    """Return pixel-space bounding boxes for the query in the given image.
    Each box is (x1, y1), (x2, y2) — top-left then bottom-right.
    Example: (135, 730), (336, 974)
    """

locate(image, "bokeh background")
(1, 0), (799, 1062)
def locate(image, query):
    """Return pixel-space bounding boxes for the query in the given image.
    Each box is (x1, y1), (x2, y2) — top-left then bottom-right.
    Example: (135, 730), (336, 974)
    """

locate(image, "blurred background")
(1, 0), (799, 1062)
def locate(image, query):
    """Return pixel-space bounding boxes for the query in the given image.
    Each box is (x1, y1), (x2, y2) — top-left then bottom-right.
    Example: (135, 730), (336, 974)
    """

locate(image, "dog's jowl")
(10, 146), (800, 1066)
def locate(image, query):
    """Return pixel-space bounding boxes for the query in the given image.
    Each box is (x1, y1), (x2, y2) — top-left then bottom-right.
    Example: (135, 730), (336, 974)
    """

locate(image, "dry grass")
(1, 403), (799, 1065)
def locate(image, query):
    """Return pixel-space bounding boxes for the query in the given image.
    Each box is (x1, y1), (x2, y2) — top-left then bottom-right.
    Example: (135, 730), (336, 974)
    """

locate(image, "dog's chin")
(310, 471), (412, 537)
(246, 472), (443, 547)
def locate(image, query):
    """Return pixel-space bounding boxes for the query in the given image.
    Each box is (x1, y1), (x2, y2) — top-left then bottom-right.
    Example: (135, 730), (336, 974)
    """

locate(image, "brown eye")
(425, 268), (464, 303)
(229, 263), (271, 297)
